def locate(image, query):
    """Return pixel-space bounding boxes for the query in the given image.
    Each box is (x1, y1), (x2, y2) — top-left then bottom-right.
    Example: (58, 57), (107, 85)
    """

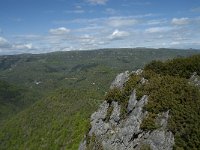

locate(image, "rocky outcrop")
(127, 90), (137, 113)
(89, 101), (110, 136)
(110, 71), (129, 89)
(109, 101), (121, 125)
(190, 72), (200, 88)
(79, 71), (174, 150)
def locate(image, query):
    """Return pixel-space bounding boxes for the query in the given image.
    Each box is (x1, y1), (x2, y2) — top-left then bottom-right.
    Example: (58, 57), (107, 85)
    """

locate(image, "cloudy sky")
(0, 0), (200, 55)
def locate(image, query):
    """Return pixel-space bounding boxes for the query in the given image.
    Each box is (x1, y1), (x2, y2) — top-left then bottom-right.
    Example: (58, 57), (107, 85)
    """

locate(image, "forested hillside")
(0, 48), (199, 149)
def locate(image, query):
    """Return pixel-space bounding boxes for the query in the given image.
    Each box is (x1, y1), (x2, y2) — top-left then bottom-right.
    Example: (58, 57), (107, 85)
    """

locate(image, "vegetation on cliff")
(105, 54), (200, 149)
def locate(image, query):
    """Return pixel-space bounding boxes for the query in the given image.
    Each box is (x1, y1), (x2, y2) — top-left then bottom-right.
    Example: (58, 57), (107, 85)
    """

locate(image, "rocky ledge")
(189, 72), (200, 88)
(79, 70), (174, 150)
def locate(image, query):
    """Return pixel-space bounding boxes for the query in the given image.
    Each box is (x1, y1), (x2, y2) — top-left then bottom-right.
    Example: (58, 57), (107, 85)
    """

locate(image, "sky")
(0, 0), (200, 55)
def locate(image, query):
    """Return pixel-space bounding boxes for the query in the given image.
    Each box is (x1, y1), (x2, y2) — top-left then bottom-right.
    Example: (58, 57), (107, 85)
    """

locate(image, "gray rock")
(110, 71), (129, 89)
(189, 72), (200, 87)
(127, 90), (137, 113)
(141, 130), (174, 150)
(125, 95), (149, 127)
(135, 95), (148, 108)
(78, 139), (86, 150)
(131, 69), (143, 75)
(140, 77), (148, 84)
(90, 101), (109, 121)
(110, 101), (121, 125)
(89, 101), (110, 136)
(80, 71), (175, 150)
(90, 119), (110, 136)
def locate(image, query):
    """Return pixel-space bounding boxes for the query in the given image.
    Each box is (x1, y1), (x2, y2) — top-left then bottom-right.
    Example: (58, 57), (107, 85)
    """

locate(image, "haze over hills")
(0, 48), (200, 149)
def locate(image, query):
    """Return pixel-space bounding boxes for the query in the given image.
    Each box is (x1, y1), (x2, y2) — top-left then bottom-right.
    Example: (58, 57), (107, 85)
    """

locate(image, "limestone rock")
(109, 101), (121, 125)
(78, 139), (86, 150)
(131, 69), (143, 76)
(110, 71), (129, 89)
(140, 130), (174, 150)
(190, 72), (200, 87)
(90, 101), (109, 121)
(89, 101), (110, 136)
(80, 71), (174, 150)
(127, 90), (137, 113)
(140, 77), (148, 84)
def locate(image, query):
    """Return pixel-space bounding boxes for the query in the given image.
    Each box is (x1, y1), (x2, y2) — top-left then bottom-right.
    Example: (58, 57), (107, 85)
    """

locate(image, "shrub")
(144, 54), (200, 78)
(141, 113), (158, 131)
(105, 87), (122, 104)
(141, 72), (200, 149)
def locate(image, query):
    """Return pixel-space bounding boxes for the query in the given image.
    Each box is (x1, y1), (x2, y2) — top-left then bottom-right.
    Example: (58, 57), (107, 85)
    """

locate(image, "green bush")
(141, 113), (159, 131)
(105, 105), (114, 122)
(123, 74), (141, 97)
(141, 57), (200, 149)
(145, 54), (200, 78)
(105, 87), (122, 104)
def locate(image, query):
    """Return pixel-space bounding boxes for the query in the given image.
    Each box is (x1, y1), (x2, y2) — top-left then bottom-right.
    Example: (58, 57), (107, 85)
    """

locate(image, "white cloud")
(171, 18), (190, 25)
(75, 5), (82, 9)
(53, 16), (139, 29)
(49, 27), (70, 35)
(2, 14), (200, 55)
(108, 29), (129, 40)
(79, 34), (96, 45)
(13, 43), (33, 50)
(145, 27), (173, 33)
(147, 19), (168, 25)
(170, 41), (180, 45)
(13, 34), (41, 41)
(0, 37), (10, 48)
(64, 5), (86, 14)
(107, 17), (138, 27)
(0, 37), (8, 45)
(87, 0), (108, 5)
(0, 37), (37, 54)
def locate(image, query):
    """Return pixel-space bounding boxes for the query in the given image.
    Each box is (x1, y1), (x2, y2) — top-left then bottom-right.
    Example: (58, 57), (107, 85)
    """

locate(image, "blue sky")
(0, 0), (200, 54)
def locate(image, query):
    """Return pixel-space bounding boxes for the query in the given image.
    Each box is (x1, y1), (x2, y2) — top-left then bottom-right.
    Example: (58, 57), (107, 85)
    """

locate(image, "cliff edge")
(79, 70), (174, 150)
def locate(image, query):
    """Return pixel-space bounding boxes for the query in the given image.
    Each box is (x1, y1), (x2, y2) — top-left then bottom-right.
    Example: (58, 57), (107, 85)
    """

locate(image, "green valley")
(0, 48), (200, 149)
